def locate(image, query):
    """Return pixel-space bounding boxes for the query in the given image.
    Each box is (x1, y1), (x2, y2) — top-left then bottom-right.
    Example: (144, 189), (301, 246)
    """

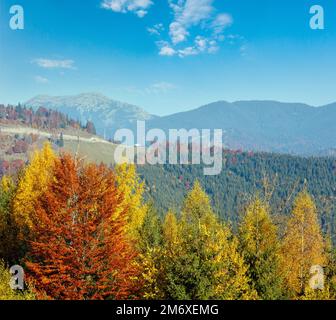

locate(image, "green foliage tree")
(239, 197), (284, 299)
(136, 205), (164, 299)
(138, 153), (336, 235)
(0, 176), (21, 264)
(160, 181), (256, 300)
(138, 204), (163, 251)
(324, 234), (336, 298)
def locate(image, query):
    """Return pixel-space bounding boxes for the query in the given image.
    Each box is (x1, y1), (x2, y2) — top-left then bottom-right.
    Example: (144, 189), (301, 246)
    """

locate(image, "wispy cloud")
(114, 82), (176, 95)
(161, 0), (233, 57)
(147, 23), (164, 36)
(34, 75), (49, 84)
(101, 0), (153, 18)
(102, 0), (234, 58)
(211, 13), (233, 35)
(158, 35), (218, 58)
(158, 42), (177, 56)
(32, 58), (75, 69)
(147, 81), (176, 93)
(239, 44), (248, 57)
(168, 0), (214, 44)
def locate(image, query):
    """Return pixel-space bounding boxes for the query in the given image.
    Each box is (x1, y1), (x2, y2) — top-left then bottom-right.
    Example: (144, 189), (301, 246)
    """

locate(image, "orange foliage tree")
(25, 154), (140, 300)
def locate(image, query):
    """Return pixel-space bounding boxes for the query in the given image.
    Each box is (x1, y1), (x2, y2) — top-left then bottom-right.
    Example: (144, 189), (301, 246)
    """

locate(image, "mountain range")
(25, 93), (156, 138)
(25, 93), (336, 155)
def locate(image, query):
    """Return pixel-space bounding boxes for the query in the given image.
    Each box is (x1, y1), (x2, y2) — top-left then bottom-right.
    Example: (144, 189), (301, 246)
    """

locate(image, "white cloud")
(147, 23), (164, 36)
(158, 35), (218, 58)
(158, 43), (177, 56)
(212, 13), (233, 35)
(157, 0), (233, 58)
(169, 22), (189, 44)
(101, 0), (234, 58)
(177, 36), (218, 57)
(168, 0), (214, 44)
(101, 0), (153, 18)
(178, 46), (198, 57)
(149, 81), (176, 92)
(34, 75), (49, 84)
(136, 9), (147, 17)
(115, 82), (176, 96)
(169, 0), (214, 26)
(33, 58), (75, 69)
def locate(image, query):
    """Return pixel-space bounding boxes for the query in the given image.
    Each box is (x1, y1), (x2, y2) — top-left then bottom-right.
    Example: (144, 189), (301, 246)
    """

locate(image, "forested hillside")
(0, 104), (96, 133)
(0, 103), (99, 175)
(1, 145), (335, 300)
(138, 151), (336, 235)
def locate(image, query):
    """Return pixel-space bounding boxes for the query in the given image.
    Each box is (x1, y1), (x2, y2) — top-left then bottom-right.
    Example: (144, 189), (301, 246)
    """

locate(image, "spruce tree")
(161, 181), (256, 300)
(239, 197), (284, 299)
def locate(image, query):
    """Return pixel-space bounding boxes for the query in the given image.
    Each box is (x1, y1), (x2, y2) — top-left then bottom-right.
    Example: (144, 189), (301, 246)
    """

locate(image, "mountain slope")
(25, 94), (336, 155)
(147, 100), (336, 155)
(25, 93), (156, 137)
(138, 152), (336, 234)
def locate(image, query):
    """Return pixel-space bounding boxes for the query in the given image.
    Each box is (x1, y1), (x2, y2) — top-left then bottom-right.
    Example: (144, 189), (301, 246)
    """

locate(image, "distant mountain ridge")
(147, 100), (336, 155)
(25, 93), (156, 137)
(25, 93), (336, 155)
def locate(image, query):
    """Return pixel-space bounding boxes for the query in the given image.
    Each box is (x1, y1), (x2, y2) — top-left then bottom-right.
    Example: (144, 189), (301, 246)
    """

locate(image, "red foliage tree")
(25, 154), (140, 300)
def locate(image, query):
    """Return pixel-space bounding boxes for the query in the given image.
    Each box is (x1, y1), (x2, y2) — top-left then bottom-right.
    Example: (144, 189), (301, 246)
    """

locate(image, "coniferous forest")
(0, 143), (335, 300)
(138, 151), (336, 235)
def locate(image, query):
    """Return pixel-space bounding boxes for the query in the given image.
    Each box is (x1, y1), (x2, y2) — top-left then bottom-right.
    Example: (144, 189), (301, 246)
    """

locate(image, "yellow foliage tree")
(0, 260), (35, 300)
(161, 181), (256, 300)
(162, 211), (178, 251)
(114, 163), (147, 241)
(0, 175), (14, 193)
(281, 191), (325, 297)
(137, 247), (164, 300)
(300, 285), (333, 300)
(13, 142), (56, 232)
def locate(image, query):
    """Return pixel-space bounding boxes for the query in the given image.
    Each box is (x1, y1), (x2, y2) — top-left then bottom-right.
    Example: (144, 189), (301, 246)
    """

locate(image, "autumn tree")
(281, 191), (325, 297)
(160, 182), (255, 300)
(239, 197), (284, 299)
(136, 205), (164, 299)
(324, 234), (336, 299)
(13, 142), (56, 233)
(25, 154), (140, 300)
(0, 176), (22, 264)
(0, 260), (35, 300)
(114, 163), (148, 242)
(137, 203), (163, 251)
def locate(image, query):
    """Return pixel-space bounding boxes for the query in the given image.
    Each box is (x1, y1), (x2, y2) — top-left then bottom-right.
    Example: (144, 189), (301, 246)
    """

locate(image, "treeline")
(0, 104), (96, 134)
(0, 144), (335, 300)
(138, 151), (336, 236)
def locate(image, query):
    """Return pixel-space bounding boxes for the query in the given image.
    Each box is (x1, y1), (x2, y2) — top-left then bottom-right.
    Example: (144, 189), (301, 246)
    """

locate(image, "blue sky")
(0, 0), (336, 115)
